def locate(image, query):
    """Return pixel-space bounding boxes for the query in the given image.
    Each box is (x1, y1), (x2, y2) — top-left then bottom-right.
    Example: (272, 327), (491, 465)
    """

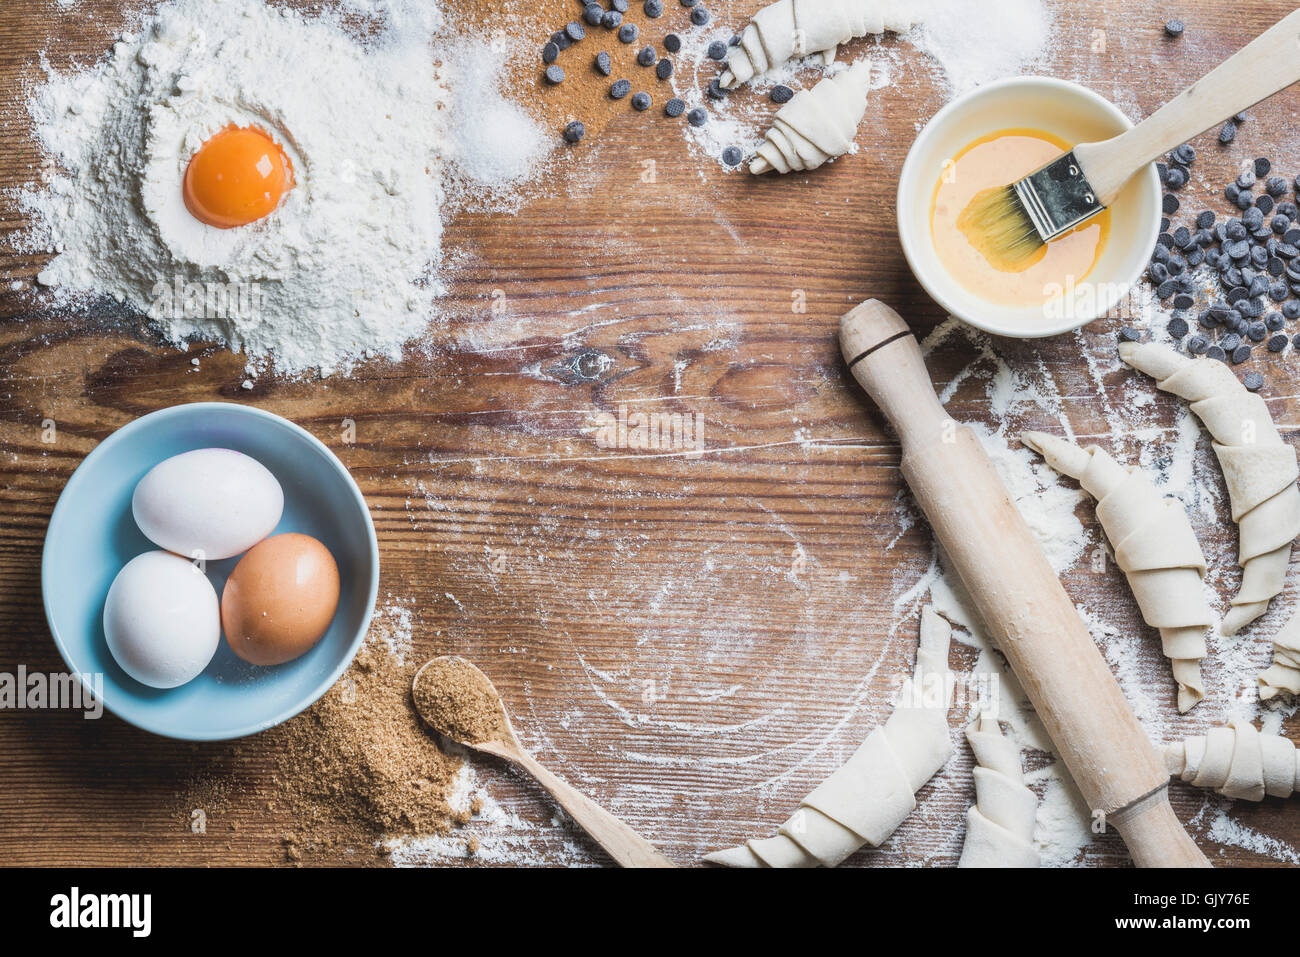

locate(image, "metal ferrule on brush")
(1012, 151), (1103, 242)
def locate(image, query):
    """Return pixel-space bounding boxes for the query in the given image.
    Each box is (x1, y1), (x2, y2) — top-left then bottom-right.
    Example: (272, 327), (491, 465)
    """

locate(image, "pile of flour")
(19, 0), (448, 375)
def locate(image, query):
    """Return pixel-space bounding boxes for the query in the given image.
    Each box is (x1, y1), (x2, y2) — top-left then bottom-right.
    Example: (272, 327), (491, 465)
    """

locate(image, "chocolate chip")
(609, 78), (631, 98)
(1163, 194), (1180, 214)
(656, 58), (674, 80)
(1165, 19), (1184, 37)
(1207, 345), (1227, 361)
(707, 77), (728, 99)
(637, 45), (656, 65)
(721, 145), (742, 166)
(596, 50), (612, 75)
(664, 33), (682, 53)
(1219, 121), (1237, 145)
(687, 107), (708, 127)
(1244, 372), (1265, 390)
(708, 40), (727, 60)
(545, 65), (565, 84)
(1255, 157), (1272, 177)
(542, 42), (559, 64)
(644, 0), (663, 15)
(584, 3), (604, 26)
(563, 120), (586, 144)
(1269, 334), (1289, 352)
(601, 10), (622, 28)
(566, 21), (586, 41)
(771, 84), (794, 104)
(690, 6), (710, 25)
(631, 91), (651, 111)
(665, 97), (686, 117)
(619, 23), (638, 42)
(1196, 210), (1216, 229)
(1119, 326), (1143, 342)
(1168, 315), (1189, 338)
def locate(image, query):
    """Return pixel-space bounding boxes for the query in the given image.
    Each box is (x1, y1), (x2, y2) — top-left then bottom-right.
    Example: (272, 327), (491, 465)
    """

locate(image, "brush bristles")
(957, 186), (1044, 270)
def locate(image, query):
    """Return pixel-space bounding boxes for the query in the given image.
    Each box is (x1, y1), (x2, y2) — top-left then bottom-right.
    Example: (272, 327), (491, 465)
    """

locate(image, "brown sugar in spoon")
(412, 656), (675, 868)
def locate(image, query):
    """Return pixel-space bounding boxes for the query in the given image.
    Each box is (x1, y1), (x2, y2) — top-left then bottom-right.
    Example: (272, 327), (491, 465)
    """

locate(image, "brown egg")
(221, 533), (340, 666)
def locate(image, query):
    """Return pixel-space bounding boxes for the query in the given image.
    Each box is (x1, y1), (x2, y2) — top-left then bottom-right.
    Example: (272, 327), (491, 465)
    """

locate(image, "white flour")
(18, 0), (449, 375)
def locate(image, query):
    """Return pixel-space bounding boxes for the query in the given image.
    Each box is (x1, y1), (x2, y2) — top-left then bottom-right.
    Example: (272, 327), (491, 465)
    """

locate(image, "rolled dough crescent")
(1021, 430), (1210, 712)
(1119, 341), (1300, 639)
(702, 606), (953, 867)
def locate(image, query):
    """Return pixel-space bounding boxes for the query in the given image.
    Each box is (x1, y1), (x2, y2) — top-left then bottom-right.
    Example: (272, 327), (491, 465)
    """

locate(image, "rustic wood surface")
(1, 0), (1299, 867)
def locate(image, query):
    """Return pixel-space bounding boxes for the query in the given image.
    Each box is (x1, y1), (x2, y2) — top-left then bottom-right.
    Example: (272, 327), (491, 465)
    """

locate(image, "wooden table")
(1, 0), (1298, 867)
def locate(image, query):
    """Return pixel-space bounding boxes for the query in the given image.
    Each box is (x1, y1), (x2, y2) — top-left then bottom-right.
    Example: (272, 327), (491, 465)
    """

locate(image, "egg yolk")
(182, 125), (294, 229)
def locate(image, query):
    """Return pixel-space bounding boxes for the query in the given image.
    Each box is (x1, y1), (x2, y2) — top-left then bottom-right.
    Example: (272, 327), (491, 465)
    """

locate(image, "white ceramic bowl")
(897, 76), (1162, 338)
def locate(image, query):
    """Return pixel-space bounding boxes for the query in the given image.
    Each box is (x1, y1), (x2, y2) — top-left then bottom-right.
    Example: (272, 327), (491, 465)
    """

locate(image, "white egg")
(132, 448), (283, 561)
(104, 551), (221, 689)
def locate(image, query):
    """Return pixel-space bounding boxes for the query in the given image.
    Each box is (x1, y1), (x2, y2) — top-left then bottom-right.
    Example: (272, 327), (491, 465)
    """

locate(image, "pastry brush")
(964, 8), (1300, 267)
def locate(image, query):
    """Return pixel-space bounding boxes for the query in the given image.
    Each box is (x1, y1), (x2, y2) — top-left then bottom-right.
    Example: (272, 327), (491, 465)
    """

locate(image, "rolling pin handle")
(1111, 789), (1212, 868)
(839, 300), (948, 441)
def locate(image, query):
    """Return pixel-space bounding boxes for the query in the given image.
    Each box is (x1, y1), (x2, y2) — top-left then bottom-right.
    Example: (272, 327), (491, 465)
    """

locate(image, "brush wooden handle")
(840, 300), (1208, 868)
(1077, 7), (1300, 203)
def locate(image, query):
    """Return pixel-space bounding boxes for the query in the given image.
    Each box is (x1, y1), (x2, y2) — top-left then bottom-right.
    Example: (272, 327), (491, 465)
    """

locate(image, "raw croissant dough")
(1021, 431), (1210, 712)
(720, 0), (917, 89)
(750, 62), (873, 175)
(1119, 341), (1300, 636)
(1163, 716), (1300, 800)
(958, 713), (1040, 868)
(1259, 608), (1300, 701)
(703, 606), (953, 867)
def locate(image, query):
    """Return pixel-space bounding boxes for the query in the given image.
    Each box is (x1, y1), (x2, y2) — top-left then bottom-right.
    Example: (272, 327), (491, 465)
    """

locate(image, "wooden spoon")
(412, 656), (675, 868)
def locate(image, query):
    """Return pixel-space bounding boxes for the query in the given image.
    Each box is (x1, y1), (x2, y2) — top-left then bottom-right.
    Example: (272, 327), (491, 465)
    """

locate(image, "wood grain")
(1, 0), (1299, 867)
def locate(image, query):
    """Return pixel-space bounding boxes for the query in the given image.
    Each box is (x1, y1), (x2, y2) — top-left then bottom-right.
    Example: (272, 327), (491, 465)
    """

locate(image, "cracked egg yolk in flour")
(182, 125), (294, 229)
(931, 128), (1110, 308)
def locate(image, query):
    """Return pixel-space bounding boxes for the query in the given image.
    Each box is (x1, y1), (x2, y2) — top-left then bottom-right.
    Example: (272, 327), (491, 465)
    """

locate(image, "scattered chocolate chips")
(687, 107), (708, 127)
(631, 91), (652, 111)
(601, 10), (622, 28)
(771, 84), (794, 104)
(706, 77), (728, 99)
(664, 33), (682, 53)
(595, 50), (612, 75)
(708, 40), (728, 60)
(690, 6), (710, 25)
(637, 45), (656, 66)
(1164, 19), (1184, 37)
(721, 146), (742, 166)
(619, 22), (638, 42)
(644, 0), (663, 16)
(610, 78), (631, 99)
(563, 121), (586, 144)
(656, 57), (674, 80)
(583, 3), (604, 26)
(542, 42), (559, 64)
(566, 21), (586, 41)
(545, 65), (565, 84)
(665, 97), (686, 117)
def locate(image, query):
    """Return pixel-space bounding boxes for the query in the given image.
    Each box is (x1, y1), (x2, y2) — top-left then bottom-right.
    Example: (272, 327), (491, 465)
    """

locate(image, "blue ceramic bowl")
(42, 402), (379, 740)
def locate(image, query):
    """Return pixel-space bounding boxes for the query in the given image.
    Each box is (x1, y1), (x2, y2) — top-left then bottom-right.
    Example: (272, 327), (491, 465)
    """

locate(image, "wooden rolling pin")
(841, 300), (1208, 868)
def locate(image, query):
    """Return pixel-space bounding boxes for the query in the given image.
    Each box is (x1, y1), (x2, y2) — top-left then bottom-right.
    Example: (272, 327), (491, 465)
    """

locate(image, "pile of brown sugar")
(267, 642), (469, 861)
(412, 656), (507, 744)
